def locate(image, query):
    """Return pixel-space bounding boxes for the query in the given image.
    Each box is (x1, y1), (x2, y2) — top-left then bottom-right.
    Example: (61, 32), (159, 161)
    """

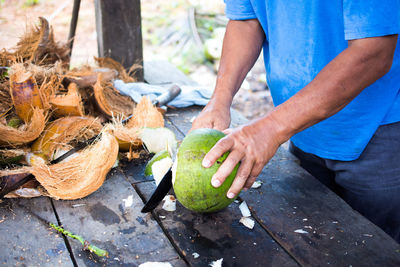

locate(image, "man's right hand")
(190, 99), (231, 132)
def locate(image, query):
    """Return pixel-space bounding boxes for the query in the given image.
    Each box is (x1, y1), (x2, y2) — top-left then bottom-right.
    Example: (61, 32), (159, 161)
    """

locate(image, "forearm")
(212, 19), (265, 107)
(261, 35), (398, 144)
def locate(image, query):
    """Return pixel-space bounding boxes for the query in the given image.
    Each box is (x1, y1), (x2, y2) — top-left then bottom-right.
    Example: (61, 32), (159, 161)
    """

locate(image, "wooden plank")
(95, 0), (144, 81)
(243, 148), (400, 266)
(136, 181), (298, 267)
(0, 197), (73, 266)
(52, 168), (185, 266)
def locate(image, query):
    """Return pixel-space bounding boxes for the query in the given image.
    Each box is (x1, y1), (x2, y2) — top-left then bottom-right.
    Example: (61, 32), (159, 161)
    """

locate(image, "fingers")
(210, 150), (243, 188)
(202, 137), (233, 168)
(243, 161), (264, 189)
(222, 128), (233, 135)
(226, 158), (254, 198)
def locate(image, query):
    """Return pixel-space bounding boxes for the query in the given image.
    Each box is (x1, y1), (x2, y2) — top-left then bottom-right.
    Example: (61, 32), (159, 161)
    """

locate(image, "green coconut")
(172, 128), (239, 213)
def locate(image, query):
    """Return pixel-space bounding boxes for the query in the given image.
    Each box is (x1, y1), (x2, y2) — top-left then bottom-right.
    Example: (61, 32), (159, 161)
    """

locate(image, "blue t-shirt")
(225, 0), (400, 160)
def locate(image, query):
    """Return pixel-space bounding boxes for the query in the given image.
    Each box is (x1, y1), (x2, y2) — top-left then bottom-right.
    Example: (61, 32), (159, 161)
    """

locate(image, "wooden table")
(1, 62), (399, 267)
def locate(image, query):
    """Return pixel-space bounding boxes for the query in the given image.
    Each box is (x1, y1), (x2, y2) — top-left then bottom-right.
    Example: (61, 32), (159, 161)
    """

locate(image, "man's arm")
(190, 19), (265, 130)
(203, 34), (398, 199)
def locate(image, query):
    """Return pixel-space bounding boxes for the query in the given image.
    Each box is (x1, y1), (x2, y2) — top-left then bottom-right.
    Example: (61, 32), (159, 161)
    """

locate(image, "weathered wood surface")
(135, 181), (298, 267)
(244, 147), (400, 266)
(52, 168), (185, 266)
(0, 197), (72, 266)
(95, 0), (144, 81)
(167, 106), (400, 266)
(125, 109), (297, 266)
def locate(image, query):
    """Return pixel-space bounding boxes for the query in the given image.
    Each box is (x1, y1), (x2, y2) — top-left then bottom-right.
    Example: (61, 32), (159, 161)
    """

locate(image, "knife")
(0, 84), (181, 199)
(141, 169), (173, 213)
(141, 138), (178, 213)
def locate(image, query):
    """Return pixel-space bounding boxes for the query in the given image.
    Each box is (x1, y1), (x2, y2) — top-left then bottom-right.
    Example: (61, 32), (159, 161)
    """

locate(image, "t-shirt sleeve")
(224, 0), (257, 20)
(343, 0), (400, 40)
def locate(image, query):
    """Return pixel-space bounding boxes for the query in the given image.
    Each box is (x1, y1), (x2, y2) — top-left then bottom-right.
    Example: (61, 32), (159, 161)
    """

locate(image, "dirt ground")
(0, 0), (274, 120)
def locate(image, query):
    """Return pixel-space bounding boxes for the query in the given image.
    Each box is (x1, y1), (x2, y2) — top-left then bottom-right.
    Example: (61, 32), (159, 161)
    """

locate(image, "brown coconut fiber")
(49, 82), (84, 117)
(31, 116), (102, 161)
(0, 108), (46, 147)
(93, 74), (135, 118)
(31, 131), (119, 200)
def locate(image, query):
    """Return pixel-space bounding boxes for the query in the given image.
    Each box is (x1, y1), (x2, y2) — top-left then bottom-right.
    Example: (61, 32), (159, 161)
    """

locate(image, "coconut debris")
(239, 201), (251, 217)
(251, 180), (262, 189)
(138, 262), (172, 267)
(209, 258), (223, 267)
(162, 195), (176, 212)
(238, 201), (255, 229)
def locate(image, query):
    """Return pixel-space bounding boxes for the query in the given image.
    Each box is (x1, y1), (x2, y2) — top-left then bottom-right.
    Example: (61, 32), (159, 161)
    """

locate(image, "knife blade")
(141, 168), (173, 213)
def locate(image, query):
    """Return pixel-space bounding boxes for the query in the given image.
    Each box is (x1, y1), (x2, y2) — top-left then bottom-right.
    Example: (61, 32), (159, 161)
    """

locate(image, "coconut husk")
(107, 122), (141, 151)
(108, 96), (164, 151)
(0, 167), (42, 198)
(0, 148), (28, 166)
(0, 80), (12, 116)
(93, 74), (135, 118)
(126, 96), (164, 128)
(0, 108), (46, 147)
(11, 61), (64, 85)
(14, 17), (69, 66)
(31, 131), (119, 200)
(9, 64), (45, 123)
(49, 82), (84, 117)
(94, 57), (138, 83)
(0, 49), (14, 67)
(31, 116), (102, 161)
(65, 66), (118, 89)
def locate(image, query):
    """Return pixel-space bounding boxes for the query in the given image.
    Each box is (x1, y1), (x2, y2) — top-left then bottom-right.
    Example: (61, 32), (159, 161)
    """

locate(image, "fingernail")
(227, 192), (235, 199)
(202, 159), (211, 168)
(211, 179), (221, 187)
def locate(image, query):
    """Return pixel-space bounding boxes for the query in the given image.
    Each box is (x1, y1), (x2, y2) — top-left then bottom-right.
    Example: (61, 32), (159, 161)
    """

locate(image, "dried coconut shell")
(9, 65), (44, 123)
(65, 67), (118, 88)
(110, 97), (164, 151)
(31, 131), (119, 200)
(14, 17), (69, 66)
(126, 96), (164, 128)
(31, 116), (102, 161)
(0, 108), (46, 147)
(0, 166), (42, 198)
(93, 74), (135, 118)
(0, 148), (27, 166)
(107, 122), (141, 151)
(94, 57), (137, 83)
(49, 83), (84, 117)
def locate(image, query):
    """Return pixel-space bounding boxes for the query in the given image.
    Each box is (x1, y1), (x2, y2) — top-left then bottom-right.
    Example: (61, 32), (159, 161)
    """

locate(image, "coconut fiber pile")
(0, 17), (170, 200)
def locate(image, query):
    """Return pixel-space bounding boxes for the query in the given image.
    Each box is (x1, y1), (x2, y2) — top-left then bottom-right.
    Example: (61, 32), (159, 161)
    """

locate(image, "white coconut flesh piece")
(151, 156), (173, 186)
(239, 216), (255, 230)
(138, 262), (172, 267)
(139, 127), (177, 154)
(162, 195), (176, 212)
(209, 258), (223, 267)
(251, 180), (262, 189)
(239, 201), (251, 217)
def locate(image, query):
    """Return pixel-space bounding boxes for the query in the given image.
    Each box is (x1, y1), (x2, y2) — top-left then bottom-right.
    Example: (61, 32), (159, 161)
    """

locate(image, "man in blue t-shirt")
(191, 0), (400, 242)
